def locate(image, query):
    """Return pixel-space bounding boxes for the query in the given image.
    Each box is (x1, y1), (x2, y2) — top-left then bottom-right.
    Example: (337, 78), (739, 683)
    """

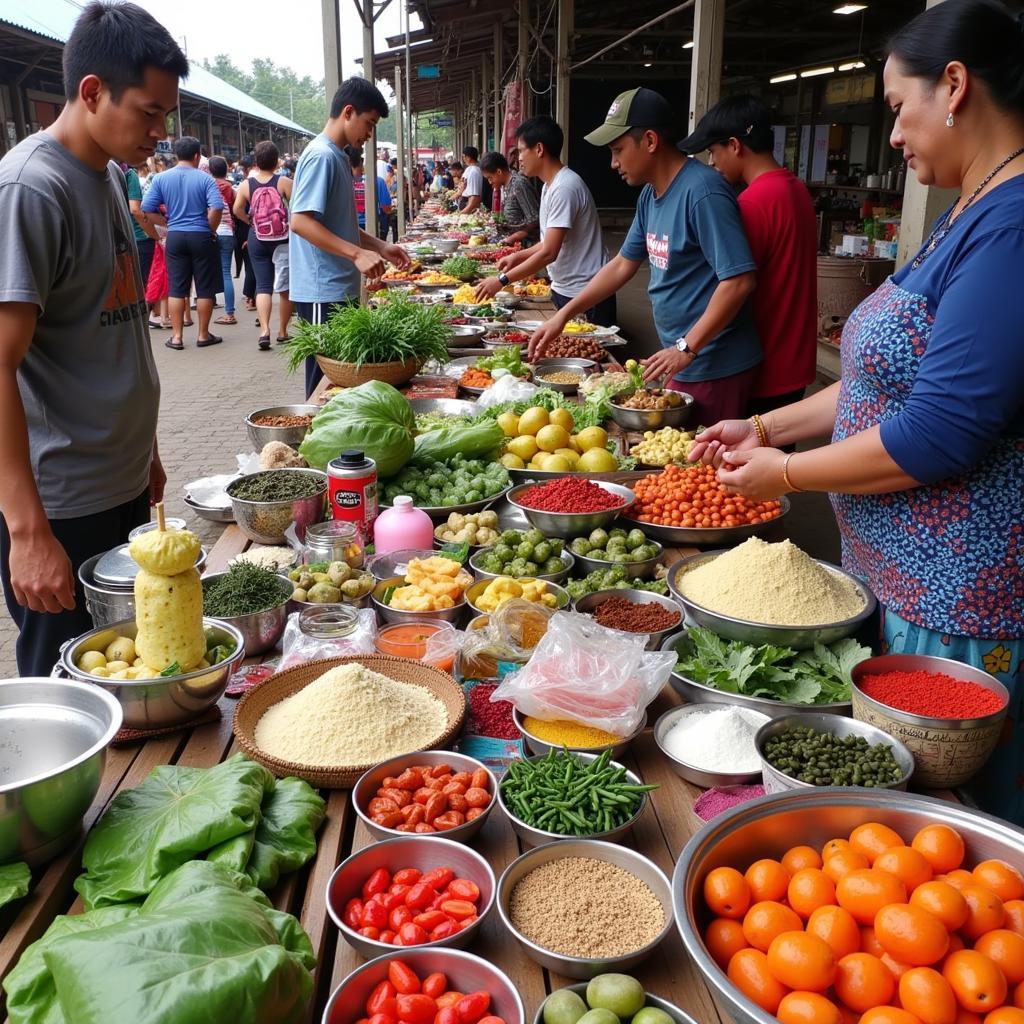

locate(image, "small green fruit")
(576, 1010), (620, 1024)
(586, 975), (646, 1020)
(542, 989), (588, 1024)
(631, 1008), (674, 1024)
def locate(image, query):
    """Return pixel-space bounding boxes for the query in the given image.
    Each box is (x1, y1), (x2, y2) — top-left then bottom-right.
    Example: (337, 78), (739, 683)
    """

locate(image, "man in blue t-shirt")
(527, 88), (760, 424)
(289, 78), (409, 396)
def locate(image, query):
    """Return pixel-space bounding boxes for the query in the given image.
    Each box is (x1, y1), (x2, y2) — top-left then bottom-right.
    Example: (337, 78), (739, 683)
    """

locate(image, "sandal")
(276, 335), (291, 344)
(214, 314), (237, 325)
(196, 335), (223, 348)
(183, 319), (194, 328)
(165, 339), (184, 351)
(258, 335), (271, 351)
(160, 319), (173, 329)
(149, 319), (165, 329)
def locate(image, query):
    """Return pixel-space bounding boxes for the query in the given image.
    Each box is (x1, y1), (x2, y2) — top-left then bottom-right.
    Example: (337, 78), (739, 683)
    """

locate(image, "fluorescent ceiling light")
(643, 62), (653, 67)
(801, 65), (836, 78)
(834, 4), (867, 13)
(770, 73), (797, 84)
(838, 60), (867, 71)
(683, 40), (694, 49)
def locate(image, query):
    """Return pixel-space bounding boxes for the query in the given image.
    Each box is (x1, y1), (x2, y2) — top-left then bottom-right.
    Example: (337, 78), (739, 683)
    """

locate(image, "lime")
(632, 1008), (674, 1024)
(586, 975), (645, 1019)
(576, 1010), (620, 1024)
(542, 990), (588, 1024)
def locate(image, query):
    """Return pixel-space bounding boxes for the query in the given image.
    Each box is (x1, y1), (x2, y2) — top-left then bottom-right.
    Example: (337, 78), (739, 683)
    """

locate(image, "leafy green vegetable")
(672, 628), (871, 705)
(472, 388), (607, 431)
(159, 661), (179, 677)
(299, 379), (415, 476)
(475, 346), (525, 376)
(284, 292), (450, 372)
(5, 862), (314, 1024)
(439, 255), (479, 278)
(0, 862), (30, 911)
(409, 419), (504, 467)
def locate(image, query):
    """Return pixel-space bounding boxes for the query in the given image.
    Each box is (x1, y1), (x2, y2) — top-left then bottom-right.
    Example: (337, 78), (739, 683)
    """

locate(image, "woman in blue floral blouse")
(692, 0), (1024, 824)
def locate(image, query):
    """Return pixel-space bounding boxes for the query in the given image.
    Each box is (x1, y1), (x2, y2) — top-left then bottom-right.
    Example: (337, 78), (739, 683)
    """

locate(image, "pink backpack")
(250, 177), (289, 241)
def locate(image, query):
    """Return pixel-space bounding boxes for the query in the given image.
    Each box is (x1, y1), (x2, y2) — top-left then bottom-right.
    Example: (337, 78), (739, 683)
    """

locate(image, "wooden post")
(206, 104), (215, 156)
(494, 23), (503, 151)
(518, 0), (529, 122)
(555, 0), (573, 158)
(321, 0), (343, 101)
(395, 63), (406, 239)
(688, 0), (724, 132)
(481, 54), (489, 153)
(361, 1), (378, 241)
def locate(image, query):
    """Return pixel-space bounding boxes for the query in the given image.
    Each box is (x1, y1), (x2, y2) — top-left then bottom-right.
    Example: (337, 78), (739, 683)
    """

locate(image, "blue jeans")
(216, 234), (235, 315)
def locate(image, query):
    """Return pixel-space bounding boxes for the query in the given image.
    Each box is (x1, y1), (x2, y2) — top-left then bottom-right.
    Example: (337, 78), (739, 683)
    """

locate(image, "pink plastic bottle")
(373, 495), (434, 555)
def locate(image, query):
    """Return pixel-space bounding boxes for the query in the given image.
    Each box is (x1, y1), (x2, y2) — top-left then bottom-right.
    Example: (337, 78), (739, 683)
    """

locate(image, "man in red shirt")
(680, 96), (818, 417)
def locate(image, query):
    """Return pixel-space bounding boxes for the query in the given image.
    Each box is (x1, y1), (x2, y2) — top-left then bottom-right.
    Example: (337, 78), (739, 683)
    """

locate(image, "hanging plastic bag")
(490, 609), (676, 736)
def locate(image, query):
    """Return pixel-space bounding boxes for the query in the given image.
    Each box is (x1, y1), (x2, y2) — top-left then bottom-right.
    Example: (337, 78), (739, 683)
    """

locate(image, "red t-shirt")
(738, 169), (818, 397)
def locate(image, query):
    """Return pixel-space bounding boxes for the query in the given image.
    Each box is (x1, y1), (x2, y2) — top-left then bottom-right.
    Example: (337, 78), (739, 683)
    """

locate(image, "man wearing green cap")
(527, 87), (761, 424)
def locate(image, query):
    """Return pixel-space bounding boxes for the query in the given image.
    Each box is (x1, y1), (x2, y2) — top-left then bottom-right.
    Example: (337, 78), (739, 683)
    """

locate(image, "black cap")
(584, 88), (677, 146)
(678, 96), (772, 155)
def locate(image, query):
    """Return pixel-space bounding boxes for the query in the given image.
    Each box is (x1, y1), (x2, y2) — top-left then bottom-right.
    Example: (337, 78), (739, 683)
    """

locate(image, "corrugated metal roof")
(0, 0), (313, 135)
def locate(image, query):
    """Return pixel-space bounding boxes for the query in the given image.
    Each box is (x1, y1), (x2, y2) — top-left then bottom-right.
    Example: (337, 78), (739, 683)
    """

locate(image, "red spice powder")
(860, 669), (1005, 719)
(468, 682), (520, 739)
(517, 477), (623, 513)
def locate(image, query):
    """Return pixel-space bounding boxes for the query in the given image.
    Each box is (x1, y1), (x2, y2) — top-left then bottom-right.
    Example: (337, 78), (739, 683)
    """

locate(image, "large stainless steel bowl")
(226, 468), (328, 545)
(618, 497), (792, 547)
(468, 548), (574, 585)
(352, 750), (498, 843)
(0, 678), (122, 865)
(532, 984), (699, 1024)
(496, 751), (650, 847)
(754, 712), (915, 794)
(609, 393), (694, 431)
(446, 325), (487, 346)
(371, 576), (468, 625)
(573, 588), (682, 651)
(244, 404), (318, 450)
(530, 359), (596, 395)
(323, 948), (525, 1024)
(409, 397), (477, 420)
(507, 481), (635, 539)
(654, 704), (767, 788)
(660, 631), (854, 719)
(513, 707), (648, 759)
(667, 551), (876, 649)
(497, 839), (674, 978)
(59, 617), (245, 729)
(674, 789), (1024, 1024)
(326, 835), (495, 957)
(570, 539), (663, 580)
(201, 571), (292, 656)
(433, 238), (461, 253)
(466, 578), (570, 615)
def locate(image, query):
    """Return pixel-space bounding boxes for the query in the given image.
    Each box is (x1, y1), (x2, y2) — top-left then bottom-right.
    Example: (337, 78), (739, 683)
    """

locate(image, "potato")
(110, 670), (131, 679)
(133, 657), (144, 667)
(104, 636), (136, 664)
(105, 660), (130, 673)
(89, 667), (110, 678)
(78, 650), (107, 672)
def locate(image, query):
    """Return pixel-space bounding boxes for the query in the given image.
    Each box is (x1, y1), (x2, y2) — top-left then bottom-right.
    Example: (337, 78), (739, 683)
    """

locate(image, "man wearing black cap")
(527, 88), (761, 425)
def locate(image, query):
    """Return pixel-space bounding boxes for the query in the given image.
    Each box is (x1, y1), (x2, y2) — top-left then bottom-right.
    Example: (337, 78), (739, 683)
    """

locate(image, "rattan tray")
(232, 654), (466, 788)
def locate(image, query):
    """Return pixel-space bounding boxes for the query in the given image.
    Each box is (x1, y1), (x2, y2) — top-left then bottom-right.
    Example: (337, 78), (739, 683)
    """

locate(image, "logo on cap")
(607, 100), (620, 117)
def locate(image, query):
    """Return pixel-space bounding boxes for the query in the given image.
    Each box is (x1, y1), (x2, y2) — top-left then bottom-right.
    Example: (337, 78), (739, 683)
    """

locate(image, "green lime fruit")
(542, 989), (589, 1024)
(586, 975), (646, 1020)
(576, 1010), (620, 1024)
(631, 1008), (674, 1024)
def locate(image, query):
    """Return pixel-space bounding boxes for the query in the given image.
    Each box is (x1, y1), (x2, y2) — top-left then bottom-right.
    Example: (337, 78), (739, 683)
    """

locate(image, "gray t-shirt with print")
(539, 166), (608, 297)
(0, 133), (160, 519)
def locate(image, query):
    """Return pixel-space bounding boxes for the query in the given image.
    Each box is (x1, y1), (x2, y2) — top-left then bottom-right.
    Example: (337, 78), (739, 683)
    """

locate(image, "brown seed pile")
(251, 414), (313, 428)
(594, 596), (680, 634)
(508, 857), (665, 957)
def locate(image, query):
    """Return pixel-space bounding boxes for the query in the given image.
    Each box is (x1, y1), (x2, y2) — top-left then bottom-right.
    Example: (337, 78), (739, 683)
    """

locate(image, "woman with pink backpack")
(233, 140), (293, 350)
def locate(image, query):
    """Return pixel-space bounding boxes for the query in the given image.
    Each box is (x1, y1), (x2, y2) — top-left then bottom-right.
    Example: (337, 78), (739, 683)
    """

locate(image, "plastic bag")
(474, 373), (541, 409)
(278, 607), (377, 670)
(491, 609), (676, 736)
(457, 599), (556, 680)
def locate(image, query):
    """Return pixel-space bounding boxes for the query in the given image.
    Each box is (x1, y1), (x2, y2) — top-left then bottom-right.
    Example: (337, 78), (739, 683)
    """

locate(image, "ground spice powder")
(860, 670), (1006, 719)
(520, 716), (621, 748)
(509, 857), (665, 957)
(678, 537), (865, 626)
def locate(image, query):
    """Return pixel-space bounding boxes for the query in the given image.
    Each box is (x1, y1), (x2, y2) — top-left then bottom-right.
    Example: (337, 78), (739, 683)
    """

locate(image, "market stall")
(3, 199), (1021, 1024)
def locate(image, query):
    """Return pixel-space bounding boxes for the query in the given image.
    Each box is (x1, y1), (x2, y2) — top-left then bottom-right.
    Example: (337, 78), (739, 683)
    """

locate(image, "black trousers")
(136, 237), (155, 294)
(0, 491), (150, 677)
(552, 289), (617, 328)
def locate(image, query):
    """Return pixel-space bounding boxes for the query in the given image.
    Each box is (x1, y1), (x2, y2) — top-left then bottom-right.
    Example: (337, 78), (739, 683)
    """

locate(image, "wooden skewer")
(155, 502), (166, 532)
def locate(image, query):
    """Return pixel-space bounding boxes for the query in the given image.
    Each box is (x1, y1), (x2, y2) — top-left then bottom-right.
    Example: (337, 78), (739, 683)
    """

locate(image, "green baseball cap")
(584, 87), (676, 146)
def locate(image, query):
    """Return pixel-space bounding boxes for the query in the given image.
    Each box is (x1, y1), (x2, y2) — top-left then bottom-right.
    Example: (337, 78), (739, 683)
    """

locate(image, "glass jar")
(297, 602), (360, 640)
(302, 520), (364, 568)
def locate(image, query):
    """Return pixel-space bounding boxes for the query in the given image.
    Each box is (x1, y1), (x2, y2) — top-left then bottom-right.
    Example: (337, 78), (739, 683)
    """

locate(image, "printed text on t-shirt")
(646, 232), (669, 270)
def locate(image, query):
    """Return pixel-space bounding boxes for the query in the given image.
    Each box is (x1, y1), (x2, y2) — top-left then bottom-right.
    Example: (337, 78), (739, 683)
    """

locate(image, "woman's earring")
(946, 112), (955, 128)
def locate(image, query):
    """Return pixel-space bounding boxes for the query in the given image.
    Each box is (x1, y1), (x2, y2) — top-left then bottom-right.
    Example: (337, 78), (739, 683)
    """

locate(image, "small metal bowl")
(609, 392), (694, 431)
(534, 356), (599, 375)
(322, 948), (525, 1024)
(573, 588), (682, 651)
(468, 548), (574, 585)
(433, 238), (461, 253)
(570, 539), (664, 580)
(654, 704), (769, 788)
(755, 712), (915, 794)
(513, 707), (648, 760)
(497, 839), (674, 978)
(201, 571), (292, 656)
(446, 324), (487, 346)
(352, 750), (498, 842)
(226, 468), (328, 545)
(326, 835), (495, 957)
(409, 397), (477, 419)
(667, 551), (876, 650)
(372, 576), (468, 625)
(506, 480), (635, 539)
(532, 984), (699, 1024)
(367, 549), (444, 581)
(466, 578), (570, 616)
(244, 404), (318, 451)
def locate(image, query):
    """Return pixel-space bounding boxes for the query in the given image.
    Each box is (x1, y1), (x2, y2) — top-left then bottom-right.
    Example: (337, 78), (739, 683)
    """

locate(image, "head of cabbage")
(299, 381), (414, 478)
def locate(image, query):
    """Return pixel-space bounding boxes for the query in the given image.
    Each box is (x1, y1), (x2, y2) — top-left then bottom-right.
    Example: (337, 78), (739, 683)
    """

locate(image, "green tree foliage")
(202, 55), (329, 131)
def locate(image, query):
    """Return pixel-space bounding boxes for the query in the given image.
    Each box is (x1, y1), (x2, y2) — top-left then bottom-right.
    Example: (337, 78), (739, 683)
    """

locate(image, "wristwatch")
(497, 271), (511, 286)
(674, 337), (698, 359)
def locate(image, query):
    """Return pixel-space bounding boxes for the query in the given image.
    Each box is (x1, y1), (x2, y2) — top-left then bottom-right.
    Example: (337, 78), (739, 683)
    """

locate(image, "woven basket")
(315, 356), (422, 389)
(232, 654), (466, 789)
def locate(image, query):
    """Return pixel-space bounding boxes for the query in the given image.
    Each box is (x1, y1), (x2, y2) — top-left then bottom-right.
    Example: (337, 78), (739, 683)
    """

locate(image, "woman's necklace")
(911, 146), (1024, 269)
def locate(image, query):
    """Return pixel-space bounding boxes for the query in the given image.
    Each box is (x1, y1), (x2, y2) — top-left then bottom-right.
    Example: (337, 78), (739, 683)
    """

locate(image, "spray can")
(327, 450), (377, 537)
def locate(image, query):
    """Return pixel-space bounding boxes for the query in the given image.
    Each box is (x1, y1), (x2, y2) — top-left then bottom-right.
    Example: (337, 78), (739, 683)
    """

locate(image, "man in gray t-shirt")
(0, 1), (186, 676)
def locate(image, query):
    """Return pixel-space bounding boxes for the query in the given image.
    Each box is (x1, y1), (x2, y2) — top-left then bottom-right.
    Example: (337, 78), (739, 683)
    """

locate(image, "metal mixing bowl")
(506, 481), (635, 539)
(530, 358), (597, 395)
(326, 835), (495, 957)
(532, 984), (699, 1024)
(226, 468), (328, 545)
(609, 393), (694, 431)
(0, 678), (122, 865)
(368, 549), (444, 581)
(352, 750), (498, 843)
(570, 539), (663, 580)
(497, 839), (675, 978)
(433, 238), (461, 253)
(667, 551), (877, 650)
(409, 397), (477, 419)
(573, 588), (683, 651)
(371, 576), (468, 625)
(513, 707), (648, 759)
(244, 404), (318, 450)
(466, 578), (570, 615)
(496, 751), (650, 847)
(445, 325), (487, 346)
(322, 948), (525, 1024)
(468, 548), (574, 585)
(201, 571), (292, 656)
(654, 705), (768, 788)
(59, 617), (245, 729)
(755, 712), (915, 794)
(674, 789), (1024, 1024)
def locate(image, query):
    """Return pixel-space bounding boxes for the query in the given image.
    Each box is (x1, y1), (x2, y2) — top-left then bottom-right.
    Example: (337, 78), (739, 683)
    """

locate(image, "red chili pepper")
(388, 960), (421, 995)
(860, 670), (1006, 719)
(517, 477), (624, 513)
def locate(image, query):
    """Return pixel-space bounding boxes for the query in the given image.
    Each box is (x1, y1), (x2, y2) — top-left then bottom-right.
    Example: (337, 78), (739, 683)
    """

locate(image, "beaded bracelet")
(782, 452), (804, 493)
(750, 414), (768, 448)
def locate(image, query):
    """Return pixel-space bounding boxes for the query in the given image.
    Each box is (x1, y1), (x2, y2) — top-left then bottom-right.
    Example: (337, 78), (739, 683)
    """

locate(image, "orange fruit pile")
(702, 821), (1024, 1023)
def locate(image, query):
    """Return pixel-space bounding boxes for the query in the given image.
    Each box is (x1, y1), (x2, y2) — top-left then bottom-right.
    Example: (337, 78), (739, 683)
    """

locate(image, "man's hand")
(355, 249), (386, 280)
(474, 277), (503, 302)
(497, 251), (526, 272)
(149, 449), (166, 505)
(9, 528), (75, 613)
(527, 316), (568, 361)
(383, 243), (411, 269)
(641, 348), (692, 387)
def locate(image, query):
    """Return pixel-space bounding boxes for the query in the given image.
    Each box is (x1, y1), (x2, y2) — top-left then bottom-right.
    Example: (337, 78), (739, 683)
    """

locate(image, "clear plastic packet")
(490, 609), (676, 736)
(474, 373), (540, 409)
(278, 605), (377, 670)
(456, 599), (556, 680)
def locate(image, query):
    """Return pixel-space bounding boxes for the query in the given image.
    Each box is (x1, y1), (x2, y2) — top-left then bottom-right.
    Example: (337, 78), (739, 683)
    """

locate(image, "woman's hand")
(717, 448), (789, 502)
(689, 418), (761, 469)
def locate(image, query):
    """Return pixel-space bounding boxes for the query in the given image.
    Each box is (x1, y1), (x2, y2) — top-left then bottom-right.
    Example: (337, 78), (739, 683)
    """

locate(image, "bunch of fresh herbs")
(230, 471), (322, 503)
(203, 562), (289, 618)
(440, 255), (480, 279)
